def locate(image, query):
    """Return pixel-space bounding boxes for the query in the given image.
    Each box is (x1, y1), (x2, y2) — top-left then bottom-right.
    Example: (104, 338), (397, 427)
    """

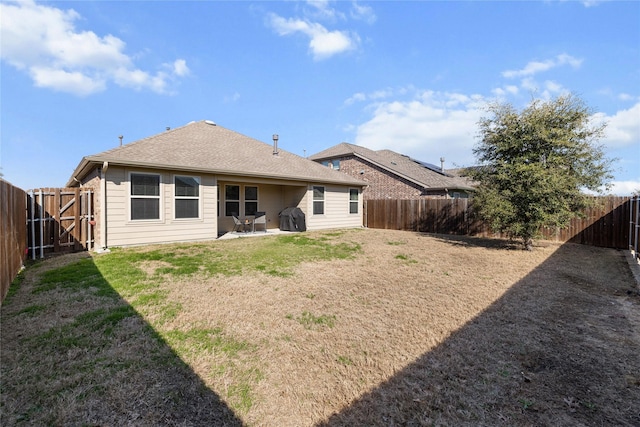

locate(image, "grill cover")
(279, 207), (306, 232)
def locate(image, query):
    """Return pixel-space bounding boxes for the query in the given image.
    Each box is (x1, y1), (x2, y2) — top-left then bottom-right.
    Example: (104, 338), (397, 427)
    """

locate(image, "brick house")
(309, 143), (475, 200)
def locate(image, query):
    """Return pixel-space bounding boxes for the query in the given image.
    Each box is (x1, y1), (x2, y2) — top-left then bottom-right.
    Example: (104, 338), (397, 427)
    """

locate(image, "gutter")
(69, 157), (367, 188)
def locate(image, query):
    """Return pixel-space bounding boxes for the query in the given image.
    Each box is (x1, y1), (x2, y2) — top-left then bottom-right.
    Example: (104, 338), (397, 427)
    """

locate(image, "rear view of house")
(67, 121), (365, 250)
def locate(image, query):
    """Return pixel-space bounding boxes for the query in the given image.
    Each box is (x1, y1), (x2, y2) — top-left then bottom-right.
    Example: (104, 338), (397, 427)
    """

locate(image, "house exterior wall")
(304, 184), (363, 231)
(91, 166), (362, 247)
(104, 166), (218, 247)
(331, 156), (449, 200)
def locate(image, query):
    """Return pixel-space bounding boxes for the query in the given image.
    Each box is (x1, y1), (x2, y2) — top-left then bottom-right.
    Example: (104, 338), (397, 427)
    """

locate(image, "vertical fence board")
(73, 188), (81, 251)
(53, 188), (61, 253)
(1, 180), (28, 302)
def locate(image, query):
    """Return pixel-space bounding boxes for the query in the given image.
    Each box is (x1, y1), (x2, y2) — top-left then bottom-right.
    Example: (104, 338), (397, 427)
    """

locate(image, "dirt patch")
(1, 229), (639, 426)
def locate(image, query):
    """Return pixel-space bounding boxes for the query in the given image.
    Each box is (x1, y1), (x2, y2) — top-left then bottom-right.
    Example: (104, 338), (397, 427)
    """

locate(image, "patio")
(217, 228), (297, 240)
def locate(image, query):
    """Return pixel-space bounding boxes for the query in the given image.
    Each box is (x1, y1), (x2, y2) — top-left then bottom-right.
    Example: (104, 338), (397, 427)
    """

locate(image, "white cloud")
(351, 1), (377, 24)
(353, 90), (485, 168)
(172, 59), (190, 77)
(30, 66), (106, 96)
(605, 180), (640, 196)
(344, 86), (413, 106)
(344, 92), (367, 106)
(580, 0), (610, 7)
(0, 0), (188, 96)
(491, 85), (519, 98)
(305, 0), (344, 21)
(498, 54), (581, 100)
(268, 13), (359, 60)
(592, 102), (640, 149)
(502, 54), (583, 79)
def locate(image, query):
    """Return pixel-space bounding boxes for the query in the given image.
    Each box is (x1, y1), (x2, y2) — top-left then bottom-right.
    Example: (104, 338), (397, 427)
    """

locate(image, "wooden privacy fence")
(364, 196), (632, 249)
(1, 180), (28, 303)
(27, 188), (94, 259)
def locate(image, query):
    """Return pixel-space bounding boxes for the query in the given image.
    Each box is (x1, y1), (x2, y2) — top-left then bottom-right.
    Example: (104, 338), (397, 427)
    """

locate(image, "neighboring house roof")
(67, 121), (366, 187)
(309, 143), (475, 192)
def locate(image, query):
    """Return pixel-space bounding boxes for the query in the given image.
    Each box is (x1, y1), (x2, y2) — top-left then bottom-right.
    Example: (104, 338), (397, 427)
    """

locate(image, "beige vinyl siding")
(259, 184), (290, 231)
(304, 184), (362, 231)
(104, 167), (217, 247)
(284, 186), (307, 208)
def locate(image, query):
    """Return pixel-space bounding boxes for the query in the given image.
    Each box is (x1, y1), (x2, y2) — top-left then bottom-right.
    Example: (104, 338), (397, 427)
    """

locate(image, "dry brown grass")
(2, 229), (639, 426)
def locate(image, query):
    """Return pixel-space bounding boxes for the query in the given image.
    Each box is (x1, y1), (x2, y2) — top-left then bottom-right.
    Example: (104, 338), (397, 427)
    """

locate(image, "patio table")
(240, 216), (253, 232)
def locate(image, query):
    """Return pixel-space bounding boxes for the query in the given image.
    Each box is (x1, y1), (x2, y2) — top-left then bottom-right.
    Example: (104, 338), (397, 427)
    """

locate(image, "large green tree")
(468, 94), (614, 250)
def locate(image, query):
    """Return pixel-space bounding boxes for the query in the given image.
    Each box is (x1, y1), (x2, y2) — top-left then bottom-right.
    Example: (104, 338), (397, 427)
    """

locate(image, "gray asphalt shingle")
(70, 121), (365, 186)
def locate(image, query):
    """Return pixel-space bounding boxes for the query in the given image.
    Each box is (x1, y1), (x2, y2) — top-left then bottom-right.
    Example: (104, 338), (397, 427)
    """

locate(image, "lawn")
(1, 229), (639, 426)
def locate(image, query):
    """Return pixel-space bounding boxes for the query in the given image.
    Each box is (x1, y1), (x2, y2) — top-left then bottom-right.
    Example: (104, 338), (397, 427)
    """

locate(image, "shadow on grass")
(318, 241), (640, 426)
(0, 253), (243, 426)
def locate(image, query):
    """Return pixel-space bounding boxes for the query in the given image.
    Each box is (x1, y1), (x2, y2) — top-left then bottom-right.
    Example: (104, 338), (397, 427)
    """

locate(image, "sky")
(1, 0), (639, 195)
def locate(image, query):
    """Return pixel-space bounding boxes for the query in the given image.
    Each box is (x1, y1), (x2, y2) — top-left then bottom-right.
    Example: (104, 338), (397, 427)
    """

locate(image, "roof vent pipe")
(272, 134), (279, 155)
(119, 135), (123, 146)
(440, 157), (445, 173)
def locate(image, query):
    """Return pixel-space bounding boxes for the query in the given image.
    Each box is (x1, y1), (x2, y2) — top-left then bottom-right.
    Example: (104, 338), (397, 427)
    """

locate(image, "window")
(313, 186), (324, 215)
(322, 159), (340, 170)
(131, 173), (160, 220)
(225, 185), (240, 216)
(175, 176), (200, 219)
(349, 188), (359, 214)
(245, 186), (258, 216)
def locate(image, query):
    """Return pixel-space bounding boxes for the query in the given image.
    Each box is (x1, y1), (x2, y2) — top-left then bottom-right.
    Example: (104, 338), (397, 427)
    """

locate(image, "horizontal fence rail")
(365, 196), (632, 249)
(1, 180), (28, 302)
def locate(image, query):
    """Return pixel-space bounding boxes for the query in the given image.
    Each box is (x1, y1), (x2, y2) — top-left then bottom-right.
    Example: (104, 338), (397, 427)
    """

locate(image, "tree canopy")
(468, 94), (614, 250)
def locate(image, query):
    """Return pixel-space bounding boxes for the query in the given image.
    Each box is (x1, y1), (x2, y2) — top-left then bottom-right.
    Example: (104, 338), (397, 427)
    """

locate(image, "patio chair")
(232, 215), (245, 232)
(253, 211), (267, 232)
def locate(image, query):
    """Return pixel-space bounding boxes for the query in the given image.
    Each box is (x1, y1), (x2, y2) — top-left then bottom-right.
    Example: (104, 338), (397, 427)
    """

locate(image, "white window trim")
(244, 185), (259, 216)
(312, 185), (325, 216)
(349, 188), (359, 214)
(224, 184), (241, 217)
(173, 175), (202, 220)
(128, 171), (163, 222)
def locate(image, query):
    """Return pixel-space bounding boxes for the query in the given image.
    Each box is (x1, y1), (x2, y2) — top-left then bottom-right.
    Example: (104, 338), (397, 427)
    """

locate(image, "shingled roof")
(68, 121), (366, 187)
(309, 143), (474, 191)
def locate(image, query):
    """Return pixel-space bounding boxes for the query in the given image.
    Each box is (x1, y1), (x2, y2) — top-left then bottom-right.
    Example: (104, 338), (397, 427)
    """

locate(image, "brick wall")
(337, 156), (448, 200)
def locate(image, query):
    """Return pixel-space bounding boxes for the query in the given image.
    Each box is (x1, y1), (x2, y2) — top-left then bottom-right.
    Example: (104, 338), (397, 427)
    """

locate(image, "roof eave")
(68, 156), (366, 187)
(66, 157), (94, 187)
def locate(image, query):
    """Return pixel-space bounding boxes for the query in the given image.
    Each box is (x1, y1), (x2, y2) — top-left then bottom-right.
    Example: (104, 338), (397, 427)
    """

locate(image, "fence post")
(53, 188), (61, 253)
(38, 189), (44, 259)
(631, 195), (640, 259)
(29, 191), (35, 260)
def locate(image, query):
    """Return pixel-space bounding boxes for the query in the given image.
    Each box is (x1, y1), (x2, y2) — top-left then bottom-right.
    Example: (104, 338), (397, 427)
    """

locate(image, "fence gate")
(27, 188), (94, 259)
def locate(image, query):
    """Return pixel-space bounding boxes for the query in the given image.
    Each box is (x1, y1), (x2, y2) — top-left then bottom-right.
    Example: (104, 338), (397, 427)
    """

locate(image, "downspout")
(99, 161), (110, 252)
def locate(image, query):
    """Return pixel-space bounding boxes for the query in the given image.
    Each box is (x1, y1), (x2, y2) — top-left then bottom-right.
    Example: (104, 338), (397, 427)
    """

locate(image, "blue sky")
(1, 0), (639, 195)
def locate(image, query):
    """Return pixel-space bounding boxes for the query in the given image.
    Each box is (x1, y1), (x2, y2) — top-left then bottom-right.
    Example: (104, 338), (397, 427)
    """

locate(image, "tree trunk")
(523, 237), (534, 251)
